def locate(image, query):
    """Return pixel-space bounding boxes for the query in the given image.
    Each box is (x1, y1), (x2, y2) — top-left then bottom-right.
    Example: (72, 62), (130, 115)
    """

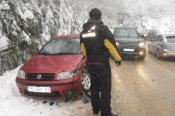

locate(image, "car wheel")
(138, 50), (146, 60)
(81, 71), (91, 97)
(156, 49), (161, 59)
(139, 56), (145, 60)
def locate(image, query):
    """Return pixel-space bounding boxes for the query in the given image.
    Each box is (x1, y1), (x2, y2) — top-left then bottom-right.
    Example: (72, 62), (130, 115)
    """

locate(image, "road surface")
(111, 53), (175, 116)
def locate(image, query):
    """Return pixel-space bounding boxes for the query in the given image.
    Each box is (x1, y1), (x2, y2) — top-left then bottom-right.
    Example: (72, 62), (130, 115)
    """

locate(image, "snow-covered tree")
(1, 0), (175, 71)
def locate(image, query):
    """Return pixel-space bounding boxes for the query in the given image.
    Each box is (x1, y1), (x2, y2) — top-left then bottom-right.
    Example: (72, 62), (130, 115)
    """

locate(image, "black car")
(148, 34), (175, 59)
(113, 27), (146, 60)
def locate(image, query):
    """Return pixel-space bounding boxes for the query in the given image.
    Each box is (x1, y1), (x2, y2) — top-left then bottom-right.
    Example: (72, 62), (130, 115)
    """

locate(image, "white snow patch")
(24, 9), (35, 19)
(0, 2), (10, 10)
(17, 8), (27, 21)
(22, 31), (30, 43)
(12, 31), (17, 36)
(40, 33), (50, 41)
(0, 36), (8, 50)
(46, 9), (54, 19)
(0, 67), (92, 116)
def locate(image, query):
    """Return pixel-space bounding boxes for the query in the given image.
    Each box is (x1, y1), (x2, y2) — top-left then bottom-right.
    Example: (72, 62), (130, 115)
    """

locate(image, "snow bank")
(0, 67), (91, 116)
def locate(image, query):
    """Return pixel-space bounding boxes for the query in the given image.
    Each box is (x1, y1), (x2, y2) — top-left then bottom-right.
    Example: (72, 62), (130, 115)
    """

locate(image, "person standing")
(80, 8), (121, 116)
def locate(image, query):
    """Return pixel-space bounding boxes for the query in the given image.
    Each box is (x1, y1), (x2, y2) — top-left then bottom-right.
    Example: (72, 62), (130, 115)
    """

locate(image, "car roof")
(157, 34), (175, 37)
(52, 34), (80, 40)
(164, 34), (175, 36)
(50, 34), (80, 40)
(114, 27), (136, 29)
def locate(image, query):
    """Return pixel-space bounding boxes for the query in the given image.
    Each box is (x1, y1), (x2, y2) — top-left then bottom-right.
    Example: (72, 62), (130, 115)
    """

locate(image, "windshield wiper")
(39, 52), (53, 55)
(54, 53), (77, 55)
(39, 52), (79, 55)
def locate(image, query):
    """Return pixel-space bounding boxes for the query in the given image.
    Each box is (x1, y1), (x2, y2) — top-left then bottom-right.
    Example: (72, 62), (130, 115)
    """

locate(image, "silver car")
(148, 34), (175, 59)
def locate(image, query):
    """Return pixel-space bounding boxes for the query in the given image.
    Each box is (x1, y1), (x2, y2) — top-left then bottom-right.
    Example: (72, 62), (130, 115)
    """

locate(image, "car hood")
(114, 37), (144, 43)
(21, 54), (83, 74)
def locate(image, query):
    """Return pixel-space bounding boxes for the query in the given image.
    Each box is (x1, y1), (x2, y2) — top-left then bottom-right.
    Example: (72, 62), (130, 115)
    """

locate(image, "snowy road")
(111, 53), (175, 116)
(1, 52), (175, 116)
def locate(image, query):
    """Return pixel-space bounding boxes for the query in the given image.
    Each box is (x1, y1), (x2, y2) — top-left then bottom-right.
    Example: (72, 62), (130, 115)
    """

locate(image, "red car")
(16, 34), (91, 100)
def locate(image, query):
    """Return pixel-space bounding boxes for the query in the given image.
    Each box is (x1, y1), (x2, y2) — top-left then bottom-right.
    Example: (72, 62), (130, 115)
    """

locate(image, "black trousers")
(87, 59), (112, 116)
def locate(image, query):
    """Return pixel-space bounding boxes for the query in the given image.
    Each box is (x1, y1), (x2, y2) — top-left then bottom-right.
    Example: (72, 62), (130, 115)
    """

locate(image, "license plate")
(27, 86), (51, 93)
(123, 48), (134, 52)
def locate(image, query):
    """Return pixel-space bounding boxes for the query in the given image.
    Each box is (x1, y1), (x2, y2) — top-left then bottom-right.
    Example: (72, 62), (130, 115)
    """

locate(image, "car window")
(157, 35), (163, 41)
(165, 36), (175, 43)
(113, 28), (138, 37)
(39, 38), (81, 55)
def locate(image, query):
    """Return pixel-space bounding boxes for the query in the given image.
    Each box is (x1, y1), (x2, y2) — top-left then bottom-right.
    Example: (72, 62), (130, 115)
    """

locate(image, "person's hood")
(21, 54), (83, 74)
(83, 19), (103, 29)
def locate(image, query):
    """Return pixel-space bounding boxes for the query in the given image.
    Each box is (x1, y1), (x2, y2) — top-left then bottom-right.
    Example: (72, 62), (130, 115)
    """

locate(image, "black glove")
(115, 61), (121, 66)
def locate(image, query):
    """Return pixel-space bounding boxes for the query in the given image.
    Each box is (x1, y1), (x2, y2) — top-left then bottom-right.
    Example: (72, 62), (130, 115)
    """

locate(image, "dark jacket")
(80, 19), (121, 64)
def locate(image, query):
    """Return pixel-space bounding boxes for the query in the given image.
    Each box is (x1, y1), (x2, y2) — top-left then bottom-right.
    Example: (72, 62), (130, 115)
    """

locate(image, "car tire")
(156, 49), (161, 59)
(138, 50), (146, 60)
(139, 56), (145, 60)
(81, 71), (91, 98)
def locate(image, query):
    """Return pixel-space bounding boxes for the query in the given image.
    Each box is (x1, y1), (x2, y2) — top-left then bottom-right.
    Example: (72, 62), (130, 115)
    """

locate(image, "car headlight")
(139, 42), (145, 47)
(163, 49), (168, 52)
(116, 42), (119, 46)
(57, 71), (75, 80)
(17, 69), (25, 79)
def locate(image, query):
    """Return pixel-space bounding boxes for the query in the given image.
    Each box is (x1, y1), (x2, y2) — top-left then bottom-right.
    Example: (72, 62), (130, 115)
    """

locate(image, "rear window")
(113, 28), (138, 37)
(166, 36), (175, 43)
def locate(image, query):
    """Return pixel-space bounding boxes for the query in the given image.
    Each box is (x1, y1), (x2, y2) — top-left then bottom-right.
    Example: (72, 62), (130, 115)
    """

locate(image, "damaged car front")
(16, 34), (91, 100)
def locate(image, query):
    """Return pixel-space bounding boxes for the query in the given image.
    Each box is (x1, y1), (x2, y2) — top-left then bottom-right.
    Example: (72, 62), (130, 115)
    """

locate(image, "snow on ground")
(0, 67), (92, 116)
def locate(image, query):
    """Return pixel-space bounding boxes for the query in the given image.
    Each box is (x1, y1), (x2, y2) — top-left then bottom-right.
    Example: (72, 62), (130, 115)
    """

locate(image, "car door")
(149, 36), (158, 54)
(154, 35), (164, 53)
(148, 38), (156, 53)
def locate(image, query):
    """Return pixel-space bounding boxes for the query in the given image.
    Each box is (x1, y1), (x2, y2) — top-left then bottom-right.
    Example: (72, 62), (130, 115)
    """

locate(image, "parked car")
(148, 34), (175, 59)
(16, 34), (91, 100)
(113, 27), (146, 60)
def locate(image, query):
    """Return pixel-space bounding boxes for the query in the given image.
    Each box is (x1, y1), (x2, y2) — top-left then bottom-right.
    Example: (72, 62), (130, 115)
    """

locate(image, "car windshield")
(165, 36), (175, 43)
(113, 28), (138, 37)
(39, 38), (81, 55)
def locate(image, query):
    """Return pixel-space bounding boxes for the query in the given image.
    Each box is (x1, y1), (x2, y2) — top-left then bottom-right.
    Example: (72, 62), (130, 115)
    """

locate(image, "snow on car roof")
(164, 34), (175, 36)
(49, 34), (80, 41)
(157, 34), (175, 37)
(55, 34), (80, 39)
